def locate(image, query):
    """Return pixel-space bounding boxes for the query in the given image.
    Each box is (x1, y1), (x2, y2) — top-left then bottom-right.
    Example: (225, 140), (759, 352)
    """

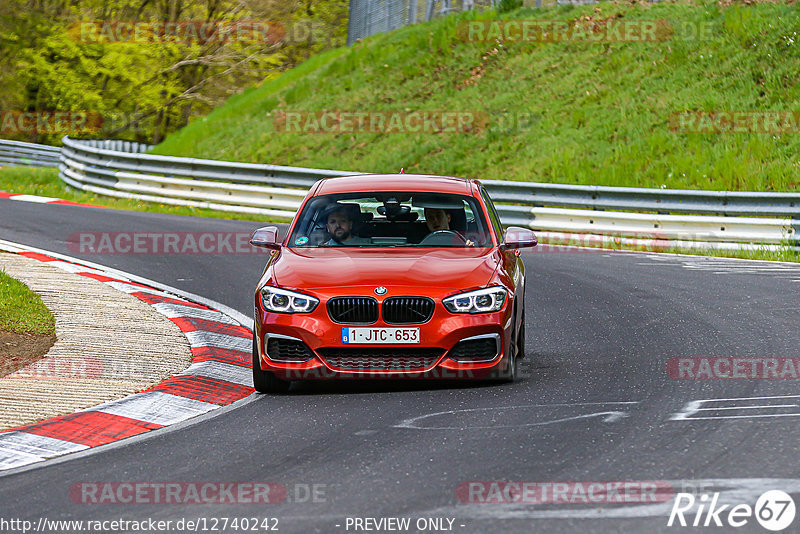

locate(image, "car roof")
(314, 174), (477, 196)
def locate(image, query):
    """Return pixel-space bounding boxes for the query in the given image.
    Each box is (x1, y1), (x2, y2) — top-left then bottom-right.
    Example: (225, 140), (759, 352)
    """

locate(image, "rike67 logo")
(668, 490), (796, 531)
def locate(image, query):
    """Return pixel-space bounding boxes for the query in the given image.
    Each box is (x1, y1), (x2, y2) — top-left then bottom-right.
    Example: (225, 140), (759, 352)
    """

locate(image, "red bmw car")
(250, 174), (537, 393)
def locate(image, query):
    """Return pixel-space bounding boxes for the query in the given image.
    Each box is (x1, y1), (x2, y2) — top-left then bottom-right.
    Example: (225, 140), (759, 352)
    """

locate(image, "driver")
(324, 207), (370, 246)
(423, 208), (474, 246)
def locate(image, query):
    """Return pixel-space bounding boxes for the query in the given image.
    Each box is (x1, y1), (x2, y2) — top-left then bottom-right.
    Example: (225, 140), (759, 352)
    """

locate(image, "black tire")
(504, 331), (518, 383)
(252, 333), (291, 394)
(517, 309), (526, 360)
(496, 313), (519, 383)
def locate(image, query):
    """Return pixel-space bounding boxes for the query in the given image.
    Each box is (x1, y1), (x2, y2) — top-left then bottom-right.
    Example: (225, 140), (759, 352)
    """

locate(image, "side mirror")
(250, 226), (281, 250)
(501, 227), (537, 250)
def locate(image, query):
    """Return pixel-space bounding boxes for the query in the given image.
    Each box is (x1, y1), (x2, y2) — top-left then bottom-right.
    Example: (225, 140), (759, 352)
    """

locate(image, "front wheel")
(252, 333), (291, 394)
(502, 307), (529, 382)
(496, 315), (519, 383)
(504, 335), (518, 383)
(517, 309), (526, 360)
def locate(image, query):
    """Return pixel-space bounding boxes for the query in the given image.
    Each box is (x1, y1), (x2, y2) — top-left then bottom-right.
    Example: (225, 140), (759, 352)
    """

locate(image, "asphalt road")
(2, 198), (800, 534)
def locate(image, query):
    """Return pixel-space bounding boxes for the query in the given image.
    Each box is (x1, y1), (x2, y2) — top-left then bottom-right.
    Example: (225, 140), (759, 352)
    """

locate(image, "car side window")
(480, 187), (503, 243)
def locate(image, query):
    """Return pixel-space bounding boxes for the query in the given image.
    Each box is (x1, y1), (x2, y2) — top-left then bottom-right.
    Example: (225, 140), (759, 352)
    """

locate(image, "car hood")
(272, 247), (500, 292)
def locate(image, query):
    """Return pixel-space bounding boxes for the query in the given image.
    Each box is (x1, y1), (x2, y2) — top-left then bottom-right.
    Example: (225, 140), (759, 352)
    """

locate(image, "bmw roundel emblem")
(374, 286), (387, 295)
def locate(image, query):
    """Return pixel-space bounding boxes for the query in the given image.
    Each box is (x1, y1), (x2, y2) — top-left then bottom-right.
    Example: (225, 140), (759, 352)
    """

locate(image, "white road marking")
(8, 194), (60, 203)
(695, 404), (799, 411)
(0, 447), (42, 470)
(640, 254), (800, 278)
(395, 402), (639, 430)
(93, 391), (219, 426)
(185, 330), (252, 352)
(677, 414), (800, 420)
(0, 432), (88, 470)
(152, 302), (238, 324)
(672, 394), (800, 421)
(46, 260), (115, 278)
(178, 361), (251, 386)
(105, 281), (170, 296)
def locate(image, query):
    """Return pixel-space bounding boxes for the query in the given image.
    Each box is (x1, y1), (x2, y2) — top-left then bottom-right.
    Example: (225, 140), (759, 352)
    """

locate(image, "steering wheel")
(419, 230), (468, 246)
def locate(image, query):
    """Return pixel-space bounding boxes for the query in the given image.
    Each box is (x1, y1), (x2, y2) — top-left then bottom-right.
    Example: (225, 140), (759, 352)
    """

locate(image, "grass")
(0, 167), (271, 222)
(668, 244), (800, 262)
(0, 270), (55, 335)
(536, 234), (800, 262)
(151, 0), (800, 192)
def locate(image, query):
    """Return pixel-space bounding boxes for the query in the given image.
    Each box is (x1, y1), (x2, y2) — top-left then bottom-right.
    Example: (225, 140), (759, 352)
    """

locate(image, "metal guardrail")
(1, 136), (798, 249)
(346, 0), (666, 46)
(484, 180), (800, 218)
(0, 139), (61, 168)
(347, 0), (497, 45)
(57, 136), (360, 219)
(497, 206), (798, 246)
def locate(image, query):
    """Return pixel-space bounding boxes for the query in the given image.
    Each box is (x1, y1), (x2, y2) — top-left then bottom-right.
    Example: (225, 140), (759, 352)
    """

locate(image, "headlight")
(260, 286), (319, 313)
(443, 287), (507, 314)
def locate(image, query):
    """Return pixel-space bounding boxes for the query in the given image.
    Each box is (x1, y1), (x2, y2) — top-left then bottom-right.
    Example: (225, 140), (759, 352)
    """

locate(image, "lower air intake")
(317, 347), (443, 371)
(448, 336), (499, 363)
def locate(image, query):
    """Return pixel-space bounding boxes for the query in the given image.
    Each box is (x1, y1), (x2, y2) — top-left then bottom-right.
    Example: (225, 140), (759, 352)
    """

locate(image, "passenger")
(324, 207), (370, 246)
(423, 208), (474, 246)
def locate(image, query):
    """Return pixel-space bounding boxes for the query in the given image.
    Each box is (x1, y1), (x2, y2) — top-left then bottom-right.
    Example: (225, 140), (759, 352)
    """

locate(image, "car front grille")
(382, 297), (434, 324)
(448, 337), (499, 362)
(266, 337), (314, 362)
(327, 297), (378, 324)
(316, 347), (443, 371)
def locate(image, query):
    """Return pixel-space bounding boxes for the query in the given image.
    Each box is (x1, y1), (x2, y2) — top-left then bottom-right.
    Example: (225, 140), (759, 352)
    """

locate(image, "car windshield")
(288, 192), (493, 248)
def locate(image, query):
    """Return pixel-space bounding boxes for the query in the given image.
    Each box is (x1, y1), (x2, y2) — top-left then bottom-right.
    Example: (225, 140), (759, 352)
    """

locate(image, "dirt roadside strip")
(0, 248), (255, 471)
(0, 252), (192, 429)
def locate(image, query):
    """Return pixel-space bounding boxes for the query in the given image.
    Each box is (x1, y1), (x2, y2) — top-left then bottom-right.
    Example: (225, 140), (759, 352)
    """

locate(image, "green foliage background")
(0, 0), (348, 144)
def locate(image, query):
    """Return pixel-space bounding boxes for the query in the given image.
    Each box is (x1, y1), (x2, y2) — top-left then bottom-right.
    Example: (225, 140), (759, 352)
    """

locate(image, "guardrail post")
(3, 136), (800, 252)
(408, 0), (417, 24)
(425, 0), (436, 20)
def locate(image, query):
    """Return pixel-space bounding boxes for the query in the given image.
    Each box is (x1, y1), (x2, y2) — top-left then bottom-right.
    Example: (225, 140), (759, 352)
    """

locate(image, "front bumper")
(254, 302), (513, 380)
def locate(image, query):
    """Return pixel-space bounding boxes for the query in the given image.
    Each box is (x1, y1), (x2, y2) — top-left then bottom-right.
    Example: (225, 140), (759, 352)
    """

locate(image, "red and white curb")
(0, 190), (101, 208)
(0, 245), (254, 471)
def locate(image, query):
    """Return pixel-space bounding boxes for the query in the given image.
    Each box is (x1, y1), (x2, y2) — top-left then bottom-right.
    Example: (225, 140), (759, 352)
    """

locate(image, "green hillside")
(152, 0), (800, 192)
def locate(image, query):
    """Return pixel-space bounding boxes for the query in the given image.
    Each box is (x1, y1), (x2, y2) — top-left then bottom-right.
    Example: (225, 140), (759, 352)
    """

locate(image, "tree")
(0, 0), (349, 144)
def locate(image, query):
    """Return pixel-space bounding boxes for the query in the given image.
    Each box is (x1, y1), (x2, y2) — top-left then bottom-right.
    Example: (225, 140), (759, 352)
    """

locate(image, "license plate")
(342, 327), (420, 344)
